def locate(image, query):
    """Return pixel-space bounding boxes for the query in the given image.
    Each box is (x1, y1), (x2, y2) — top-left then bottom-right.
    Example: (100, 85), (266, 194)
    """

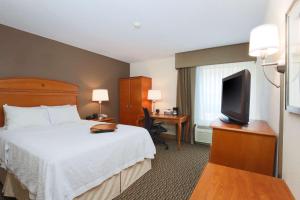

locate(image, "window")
(194, 61), (259, 126)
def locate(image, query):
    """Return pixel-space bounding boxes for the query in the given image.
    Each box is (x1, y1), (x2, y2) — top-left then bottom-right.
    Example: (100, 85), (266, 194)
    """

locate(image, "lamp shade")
(249, 24), (279, 58)
(92, 89), (109, 102)
(148, 90), (161, 101)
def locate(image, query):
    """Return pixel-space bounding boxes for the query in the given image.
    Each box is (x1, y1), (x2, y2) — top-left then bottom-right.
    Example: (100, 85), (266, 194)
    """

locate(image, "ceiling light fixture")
(133, 21), (141, 29)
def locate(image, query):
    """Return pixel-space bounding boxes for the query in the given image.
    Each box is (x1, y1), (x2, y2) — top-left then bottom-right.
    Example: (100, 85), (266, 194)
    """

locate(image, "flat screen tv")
(221, 69), (251, 124)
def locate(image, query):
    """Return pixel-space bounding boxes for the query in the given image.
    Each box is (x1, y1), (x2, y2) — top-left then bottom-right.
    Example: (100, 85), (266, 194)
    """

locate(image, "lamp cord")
(262, 66), (280, 88)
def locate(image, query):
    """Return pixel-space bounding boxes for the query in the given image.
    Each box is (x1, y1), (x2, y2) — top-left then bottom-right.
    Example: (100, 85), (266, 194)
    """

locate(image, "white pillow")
(3, 105), (51, 130)
(41, 105), (71, 108)
(45, 105), (81, 125)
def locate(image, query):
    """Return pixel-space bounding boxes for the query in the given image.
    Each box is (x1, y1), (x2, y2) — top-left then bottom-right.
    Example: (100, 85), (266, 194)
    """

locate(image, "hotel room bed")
(0, 121), (155, 200)
(0, 78), (156, 200)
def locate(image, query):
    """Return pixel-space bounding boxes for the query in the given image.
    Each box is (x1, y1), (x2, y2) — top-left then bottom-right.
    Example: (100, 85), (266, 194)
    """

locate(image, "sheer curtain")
(194, 61), (259, 126)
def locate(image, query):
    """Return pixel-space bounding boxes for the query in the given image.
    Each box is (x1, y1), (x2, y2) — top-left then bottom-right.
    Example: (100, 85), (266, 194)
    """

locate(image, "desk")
(189, 163), (294, 200)
(151, 114), (190, 149)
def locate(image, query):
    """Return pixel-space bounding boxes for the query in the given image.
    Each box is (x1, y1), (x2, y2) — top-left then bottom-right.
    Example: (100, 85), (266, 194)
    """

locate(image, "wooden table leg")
(177, 122), (182, 150)
(185, 117), (190, 143)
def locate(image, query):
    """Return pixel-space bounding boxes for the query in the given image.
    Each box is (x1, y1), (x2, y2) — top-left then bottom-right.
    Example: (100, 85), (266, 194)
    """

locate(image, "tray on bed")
(90, 123), (117, 133)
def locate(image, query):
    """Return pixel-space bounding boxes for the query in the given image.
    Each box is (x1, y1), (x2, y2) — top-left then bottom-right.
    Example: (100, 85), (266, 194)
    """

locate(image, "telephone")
(86, 113), (98, 120)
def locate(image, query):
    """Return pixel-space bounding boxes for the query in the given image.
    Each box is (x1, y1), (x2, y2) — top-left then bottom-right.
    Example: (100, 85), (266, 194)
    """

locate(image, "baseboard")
(194, 141), (211, 146)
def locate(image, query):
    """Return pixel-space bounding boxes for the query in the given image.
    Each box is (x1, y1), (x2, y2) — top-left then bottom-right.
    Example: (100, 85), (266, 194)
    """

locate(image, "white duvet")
(0, 120), (156, 200)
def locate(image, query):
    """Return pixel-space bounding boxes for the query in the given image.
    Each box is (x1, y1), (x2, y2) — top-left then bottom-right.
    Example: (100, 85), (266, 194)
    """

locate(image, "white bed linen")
(0, 120), (156, 200)
(3, 105), (51, 130)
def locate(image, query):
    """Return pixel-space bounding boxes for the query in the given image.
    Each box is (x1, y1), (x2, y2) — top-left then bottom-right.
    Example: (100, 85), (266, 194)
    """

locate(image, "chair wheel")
(165, 145), (169, 150)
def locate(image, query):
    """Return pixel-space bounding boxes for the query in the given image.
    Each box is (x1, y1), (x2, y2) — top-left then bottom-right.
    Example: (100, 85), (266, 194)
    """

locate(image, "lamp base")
(98, 114), (108, 119)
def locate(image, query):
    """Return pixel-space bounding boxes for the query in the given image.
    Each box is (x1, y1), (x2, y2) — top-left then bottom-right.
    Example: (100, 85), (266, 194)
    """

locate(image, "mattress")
(0, 120), (156, 200)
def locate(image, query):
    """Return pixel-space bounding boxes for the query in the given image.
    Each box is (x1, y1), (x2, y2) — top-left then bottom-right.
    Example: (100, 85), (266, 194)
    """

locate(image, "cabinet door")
(141, 77), (152, 112)
(119, 79), (130, 124)
(240, 133), (275, 176)
(210, 129), (242, 168)
(127, 113), (140, 126)
(130, 78), (142, 114)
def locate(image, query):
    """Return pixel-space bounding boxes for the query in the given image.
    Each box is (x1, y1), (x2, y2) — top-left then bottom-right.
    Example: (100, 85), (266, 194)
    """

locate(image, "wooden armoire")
(119, 76), (152, 125)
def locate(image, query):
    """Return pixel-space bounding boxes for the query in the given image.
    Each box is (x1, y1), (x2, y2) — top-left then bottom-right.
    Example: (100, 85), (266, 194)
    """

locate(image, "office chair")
(143, 108), (169, 150)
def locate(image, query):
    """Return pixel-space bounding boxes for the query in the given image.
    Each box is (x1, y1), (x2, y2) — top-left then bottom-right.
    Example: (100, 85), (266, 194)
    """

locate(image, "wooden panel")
(126, 113), (138, 126)
(0, 77), (79, 127)
(119, 76), (152, 126)
(129, 77), (142, 114)
(141, 77), (152, 112)
(210, 129), (242, 168)
(240, 133), (276, 175)
(211, 119), (276, 136)
(0, 78), (78, 92)
(190, 163), (295, 200)
(210, 119), (276, 176)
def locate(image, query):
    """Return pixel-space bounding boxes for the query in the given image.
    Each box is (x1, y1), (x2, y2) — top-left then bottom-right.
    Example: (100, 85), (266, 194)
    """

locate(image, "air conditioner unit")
(195, 125), (212, 144)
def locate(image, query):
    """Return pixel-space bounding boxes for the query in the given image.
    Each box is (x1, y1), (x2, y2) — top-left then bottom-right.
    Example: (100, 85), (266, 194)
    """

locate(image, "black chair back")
(143, 108), (153, 131)
(143, 107), (169, 150)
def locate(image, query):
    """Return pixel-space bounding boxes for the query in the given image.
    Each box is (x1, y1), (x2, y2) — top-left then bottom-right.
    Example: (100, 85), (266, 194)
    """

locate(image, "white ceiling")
(0, 0), (268, 63)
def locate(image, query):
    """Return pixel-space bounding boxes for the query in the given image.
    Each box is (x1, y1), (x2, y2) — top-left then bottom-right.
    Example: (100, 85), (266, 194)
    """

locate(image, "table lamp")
(92, 89), (109, 118)
(148, 90), (161, 113)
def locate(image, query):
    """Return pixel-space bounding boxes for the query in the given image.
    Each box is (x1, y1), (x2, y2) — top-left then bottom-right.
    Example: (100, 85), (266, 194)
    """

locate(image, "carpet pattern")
(0, 141), (210, 200)
(115, 141), (210, 200)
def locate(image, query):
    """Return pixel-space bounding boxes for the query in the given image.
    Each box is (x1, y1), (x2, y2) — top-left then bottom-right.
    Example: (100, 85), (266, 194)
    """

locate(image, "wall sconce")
(249, 24), (285, 88)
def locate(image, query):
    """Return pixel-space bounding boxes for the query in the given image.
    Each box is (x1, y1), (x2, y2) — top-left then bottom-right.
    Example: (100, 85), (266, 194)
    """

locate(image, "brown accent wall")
(0, 24), (129, 120)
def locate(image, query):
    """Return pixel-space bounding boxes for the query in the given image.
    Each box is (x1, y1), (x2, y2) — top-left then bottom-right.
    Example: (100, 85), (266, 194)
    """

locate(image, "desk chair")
(143, 108), (169, 150)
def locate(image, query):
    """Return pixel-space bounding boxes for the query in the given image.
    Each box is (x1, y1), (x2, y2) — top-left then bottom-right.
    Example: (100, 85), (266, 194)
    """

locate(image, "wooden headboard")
(0, 77), (79, 127)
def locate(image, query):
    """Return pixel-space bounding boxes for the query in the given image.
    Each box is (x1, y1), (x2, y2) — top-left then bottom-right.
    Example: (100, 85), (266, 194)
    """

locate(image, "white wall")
(264, 0), (300, 198)
(256, 65), (281, 133)
(130, 56), (178, 135)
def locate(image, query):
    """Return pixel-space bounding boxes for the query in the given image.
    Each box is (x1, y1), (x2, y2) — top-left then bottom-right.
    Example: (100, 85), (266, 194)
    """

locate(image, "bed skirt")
(0, 159), (151, 200)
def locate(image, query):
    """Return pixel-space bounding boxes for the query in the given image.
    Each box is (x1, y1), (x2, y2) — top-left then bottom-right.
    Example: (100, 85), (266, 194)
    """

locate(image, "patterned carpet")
(115, 141), (210, 200)
(0, 141), (210, 200)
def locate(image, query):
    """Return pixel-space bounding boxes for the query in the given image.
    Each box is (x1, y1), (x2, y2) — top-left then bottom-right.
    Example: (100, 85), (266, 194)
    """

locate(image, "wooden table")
(189, 163), (294, 200)
(151, 114), (190, 149)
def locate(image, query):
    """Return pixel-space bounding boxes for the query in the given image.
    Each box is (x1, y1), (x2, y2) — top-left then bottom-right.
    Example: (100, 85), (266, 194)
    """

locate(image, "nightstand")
(91, 117), (115, 123)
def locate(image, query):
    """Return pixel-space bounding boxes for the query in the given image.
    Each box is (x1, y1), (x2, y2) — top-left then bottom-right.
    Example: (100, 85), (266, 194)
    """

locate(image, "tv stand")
(210, 119), (276, 176)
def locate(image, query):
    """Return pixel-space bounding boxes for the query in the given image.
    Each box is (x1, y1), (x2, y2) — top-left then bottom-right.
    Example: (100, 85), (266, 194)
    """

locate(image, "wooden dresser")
(119, 76), (152, 125)
(190, 163), (294, 200)
(210, 119), (276, 176)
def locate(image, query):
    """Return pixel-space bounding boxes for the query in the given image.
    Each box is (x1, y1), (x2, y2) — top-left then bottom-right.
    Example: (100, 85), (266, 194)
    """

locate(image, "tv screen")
(221, 69), (251, 124)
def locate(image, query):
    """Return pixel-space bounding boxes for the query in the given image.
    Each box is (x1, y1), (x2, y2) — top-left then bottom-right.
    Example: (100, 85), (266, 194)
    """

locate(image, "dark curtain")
(176, 67), (196, 144)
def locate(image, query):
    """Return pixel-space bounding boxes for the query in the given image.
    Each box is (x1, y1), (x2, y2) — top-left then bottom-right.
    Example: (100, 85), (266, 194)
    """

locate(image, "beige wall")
(0, 24), (130, 120)
(130, 56), (177, 135)
(264, 0), (300, 198)
(175, 43), (254, 68)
